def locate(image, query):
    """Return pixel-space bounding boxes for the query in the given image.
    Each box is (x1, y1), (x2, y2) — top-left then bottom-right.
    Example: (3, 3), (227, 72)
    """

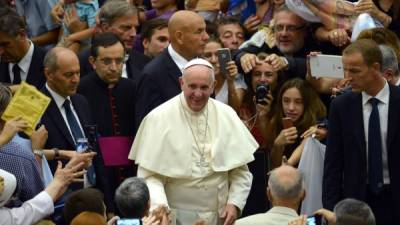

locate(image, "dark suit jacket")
(134, 48), (182, 130)
(78, 48), (151, 81)
(40, 87), (93, 171)
(0, 44), (46, 89)
(323, 84), (400, 213)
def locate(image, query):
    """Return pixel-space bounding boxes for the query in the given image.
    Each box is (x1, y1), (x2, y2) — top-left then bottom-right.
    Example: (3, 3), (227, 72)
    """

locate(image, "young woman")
(203, 38), (247, 113)
(269, 78), (327, 168)
(240, 53), (282, 150)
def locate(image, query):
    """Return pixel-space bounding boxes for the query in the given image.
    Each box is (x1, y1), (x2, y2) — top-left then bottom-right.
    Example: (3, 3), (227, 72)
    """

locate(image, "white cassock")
(129, 93), (259, 225)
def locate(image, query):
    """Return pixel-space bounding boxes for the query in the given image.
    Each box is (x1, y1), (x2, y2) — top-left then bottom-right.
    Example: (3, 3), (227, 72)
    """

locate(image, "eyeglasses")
(273, 25), (306, 33)
(98, 58), (125, 66)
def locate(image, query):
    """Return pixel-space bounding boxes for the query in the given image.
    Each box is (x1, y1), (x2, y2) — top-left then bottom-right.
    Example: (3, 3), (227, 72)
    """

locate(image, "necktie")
(368, 97), (383, 194)
(12, 64), (21, 84)
(63, 99), (84, 143)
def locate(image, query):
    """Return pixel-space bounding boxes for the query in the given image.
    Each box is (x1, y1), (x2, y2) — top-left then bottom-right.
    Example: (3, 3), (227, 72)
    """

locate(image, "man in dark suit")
(41, 47), (95, 174)
(135, 10), (209, 129)
(0, 7), (46, 89)
(78, 0), (150, 80)
(323, 39), (400, 225)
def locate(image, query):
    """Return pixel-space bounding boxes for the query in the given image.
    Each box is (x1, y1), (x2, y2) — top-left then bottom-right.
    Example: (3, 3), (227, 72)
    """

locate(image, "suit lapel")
(350, 93), (367, 162)
(43, 88), (76, 147)
(0, 63), (11, 83)
(387, 85), (400, 152)
(164, 49), (182, 87)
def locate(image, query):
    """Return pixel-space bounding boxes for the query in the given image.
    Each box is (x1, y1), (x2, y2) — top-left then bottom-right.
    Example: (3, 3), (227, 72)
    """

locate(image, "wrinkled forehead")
(274, 11), (305, 26)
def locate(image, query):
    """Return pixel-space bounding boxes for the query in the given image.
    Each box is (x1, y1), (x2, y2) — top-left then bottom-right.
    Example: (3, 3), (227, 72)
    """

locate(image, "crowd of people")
(0, 0), (399, 224)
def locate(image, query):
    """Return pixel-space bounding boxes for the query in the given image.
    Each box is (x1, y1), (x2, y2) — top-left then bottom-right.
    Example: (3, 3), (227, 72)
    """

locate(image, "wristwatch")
(53, 148), (60, 159)
(33, 149), (44, 158)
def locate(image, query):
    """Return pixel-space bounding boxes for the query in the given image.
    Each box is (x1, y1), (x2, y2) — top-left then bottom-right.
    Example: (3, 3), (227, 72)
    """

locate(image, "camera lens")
(256, 84), (269, 104)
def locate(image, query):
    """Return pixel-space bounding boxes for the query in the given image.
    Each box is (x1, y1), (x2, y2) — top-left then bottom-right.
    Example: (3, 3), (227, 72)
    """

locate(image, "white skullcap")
(183, 58), (214, 71)
(0, 169), (17, 207)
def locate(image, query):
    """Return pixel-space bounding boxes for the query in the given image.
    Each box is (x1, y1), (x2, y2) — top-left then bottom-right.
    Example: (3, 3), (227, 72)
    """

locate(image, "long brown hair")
(269, 78), (326, 148)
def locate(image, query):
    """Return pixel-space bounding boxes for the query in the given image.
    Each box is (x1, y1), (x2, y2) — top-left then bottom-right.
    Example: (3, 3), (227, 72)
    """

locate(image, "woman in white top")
(203, 38), (247, 113)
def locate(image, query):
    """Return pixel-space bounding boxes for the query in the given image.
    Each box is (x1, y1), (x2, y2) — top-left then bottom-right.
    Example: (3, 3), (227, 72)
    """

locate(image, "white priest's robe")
(129, 93), (259, 225)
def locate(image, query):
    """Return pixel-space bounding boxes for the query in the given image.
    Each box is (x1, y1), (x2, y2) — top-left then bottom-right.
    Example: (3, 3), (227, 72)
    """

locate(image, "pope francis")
(129, 58), (259, 225)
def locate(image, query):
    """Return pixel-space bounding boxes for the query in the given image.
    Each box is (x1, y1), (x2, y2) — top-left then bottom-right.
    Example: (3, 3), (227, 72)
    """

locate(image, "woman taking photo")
(269, 78), (327, 168)
(203, 38), (247, 113)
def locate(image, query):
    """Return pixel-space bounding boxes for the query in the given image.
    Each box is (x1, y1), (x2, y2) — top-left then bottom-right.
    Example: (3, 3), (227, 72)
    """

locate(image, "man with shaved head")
(130, 59), (257, 225)
(235, 165), (305, 225)
(135, 10), (209, 130)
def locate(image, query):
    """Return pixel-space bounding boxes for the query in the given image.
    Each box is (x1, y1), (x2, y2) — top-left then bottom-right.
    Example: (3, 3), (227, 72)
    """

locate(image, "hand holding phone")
(217, 48), (231, 76)
(307, 214), (326, 225)
(282, 117), (294, 129)
(309, 54), (343, 78)
(117, 218), (142, 225)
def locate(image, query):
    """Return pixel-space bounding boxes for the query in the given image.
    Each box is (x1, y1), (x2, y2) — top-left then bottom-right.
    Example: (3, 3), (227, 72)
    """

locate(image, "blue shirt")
(0, 139), (44, 203)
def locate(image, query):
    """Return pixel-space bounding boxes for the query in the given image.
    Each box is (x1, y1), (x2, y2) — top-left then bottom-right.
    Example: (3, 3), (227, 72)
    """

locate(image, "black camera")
(256, 84), (270, 105)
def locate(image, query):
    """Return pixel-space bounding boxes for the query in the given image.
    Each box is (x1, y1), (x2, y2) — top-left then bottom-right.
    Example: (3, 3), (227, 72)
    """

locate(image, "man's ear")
(142, 38), (150, 50)
(371, 62), (381, 74)
(383, 68), (394, 83)
(89, 56), (96, 70)
(44, 68), (51, 81)
(179, 76), (184, 90)
(100, 22), (109, 32)
(175, 31), (184, 45)
(266, 187), (272, 202)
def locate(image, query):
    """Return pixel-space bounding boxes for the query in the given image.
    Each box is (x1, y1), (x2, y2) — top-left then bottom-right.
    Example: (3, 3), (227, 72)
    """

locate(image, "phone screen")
(282, 117), (294, 129)
(307, 215), (324, 225)
(117, 219), (141, 225)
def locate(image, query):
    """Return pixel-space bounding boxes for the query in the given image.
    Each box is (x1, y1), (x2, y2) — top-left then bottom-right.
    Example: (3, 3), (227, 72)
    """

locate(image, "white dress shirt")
(45, 84), (85, 145)
(362, 81), (390, 184)
(8, 41), (34, 83)
(168, 44), (189, 73)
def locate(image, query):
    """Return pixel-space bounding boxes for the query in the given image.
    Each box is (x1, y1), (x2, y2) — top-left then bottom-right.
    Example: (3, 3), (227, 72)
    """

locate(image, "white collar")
(11, 40), (34, 74)
(168, 44), (188, 73)
(45, 83), (70, 109)
(395, 77), (400, 86)
(362, 81), (390, 106)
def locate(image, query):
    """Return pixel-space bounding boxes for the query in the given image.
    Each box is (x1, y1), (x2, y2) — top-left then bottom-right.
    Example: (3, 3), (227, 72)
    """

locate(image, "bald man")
(40, 47), (95, 177)
(135, 10), (209, 130)
(235, 165), (305, 225)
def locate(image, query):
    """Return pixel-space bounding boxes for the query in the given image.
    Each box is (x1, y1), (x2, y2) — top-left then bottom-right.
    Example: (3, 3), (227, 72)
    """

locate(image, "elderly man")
(234, 4), (317, 80)
(41, 47), (96, 187)
(130, 58), (258, 225)
(135, 10), (209, 130)
(0, 7), (46, 89)
(379, 44), (400, 86)
(323, 39), (400, 225)
(115, 177), (150, 219)
(235, 165), (304, 225)
(78, 0), (150, 80)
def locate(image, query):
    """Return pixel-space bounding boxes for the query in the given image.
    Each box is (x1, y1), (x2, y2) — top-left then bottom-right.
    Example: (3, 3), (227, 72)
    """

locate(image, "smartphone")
(310, 54), (344, 78)
(117, 218), (142, 225)
(307, 214), (326, 225)
(217, 48), (231, 76)
(282, 117), (294, 129)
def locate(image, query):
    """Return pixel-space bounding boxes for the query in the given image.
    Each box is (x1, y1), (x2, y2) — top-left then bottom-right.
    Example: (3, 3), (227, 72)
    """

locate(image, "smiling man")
(130, 58), (258, 225)
(234, 4), (316, 80)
